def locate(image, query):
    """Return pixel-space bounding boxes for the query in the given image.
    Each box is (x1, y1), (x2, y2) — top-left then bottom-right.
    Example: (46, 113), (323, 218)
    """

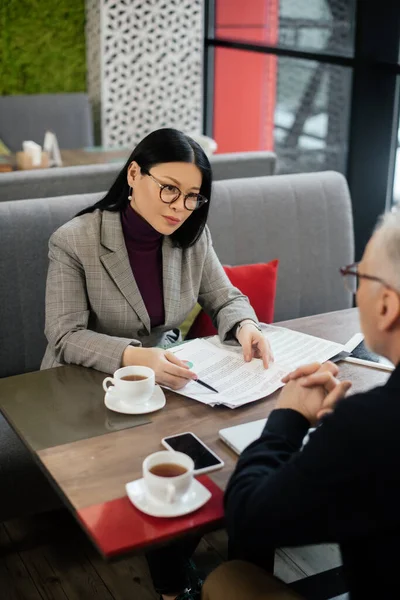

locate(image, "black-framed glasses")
(144, 170), (209, 211)
(340, 262), (398, 295)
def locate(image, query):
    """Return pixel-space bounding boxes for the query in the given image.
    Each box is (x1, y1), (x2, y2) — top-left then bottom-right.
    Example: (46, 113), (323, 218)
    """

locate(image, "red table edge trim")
(76, 475), (225, 558)
(84, 516), (226, 559)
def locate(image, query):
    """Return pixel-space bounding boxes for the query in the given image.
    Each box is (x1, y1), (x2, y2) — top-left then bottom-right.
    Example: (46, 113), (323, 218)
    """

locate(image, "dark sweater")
(225, 364), (400, 599)
(121, 204), (165, 328)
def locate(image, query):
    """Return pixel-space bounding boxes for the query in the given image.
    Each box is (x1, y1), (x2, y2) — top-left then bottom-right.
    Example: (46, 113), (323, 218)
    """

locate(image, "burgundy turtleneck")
(121, 203), (165, 328)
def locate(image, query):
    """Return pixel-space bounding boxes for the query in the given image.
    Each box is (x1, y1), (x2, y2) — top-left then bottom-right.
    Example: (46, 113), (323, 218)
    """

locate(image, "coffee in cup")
(103, 366), (155, 405)
(149, 463), (188, 477)
(121, 374), (148, 382)
(143, 451), (194, 504)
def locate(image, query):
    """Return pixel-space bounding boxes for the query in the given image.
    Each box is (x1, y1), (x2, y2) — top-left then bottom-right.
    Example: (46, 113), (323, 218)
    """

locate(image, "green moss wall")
(0, 0), (86, 95)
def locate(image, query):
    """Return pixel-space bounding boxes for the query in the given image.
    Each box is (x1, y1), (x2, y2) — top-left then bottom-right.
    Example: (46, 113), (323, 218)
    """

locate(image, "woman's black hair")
(76, 128), (212, 248)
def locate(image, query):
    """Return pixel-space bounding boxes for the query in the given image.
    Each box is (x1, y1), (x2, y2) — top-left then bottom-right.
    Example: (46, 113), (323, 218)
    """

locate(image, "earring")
(128, 187), (133, 201)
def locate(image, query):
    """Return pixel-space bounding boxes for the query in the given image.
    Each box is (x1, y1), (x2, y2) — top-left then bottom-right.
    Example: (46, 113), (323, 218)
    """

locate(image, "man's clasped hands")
(278, 361), (352, 426)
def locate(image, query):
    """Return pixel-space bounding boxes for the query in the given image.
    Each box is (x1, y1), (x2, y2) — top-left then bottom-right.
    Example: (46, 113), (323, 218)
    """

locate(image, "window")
(205, 1), (400, 257)
(215, 0), (355, 56)
(211, 0), (353, 173)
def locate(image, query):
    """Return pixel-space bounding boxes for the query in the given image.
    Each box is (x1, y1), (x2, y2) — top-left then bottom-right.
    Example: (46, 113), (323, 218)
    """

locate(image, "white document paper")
(170, 325), (345, 409)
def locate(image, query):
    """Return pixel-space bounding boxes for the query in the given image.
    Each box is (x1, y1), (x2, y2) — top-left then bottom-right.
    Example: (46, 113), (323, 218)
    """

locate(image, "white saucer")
(125, 477), (211, 518)
(105, 385), (166, 415)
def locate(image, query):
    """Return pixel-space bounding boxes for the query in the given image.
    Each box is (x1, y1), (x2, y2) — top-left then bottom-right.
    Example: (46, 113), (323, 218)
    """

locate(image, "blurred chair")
(0, 93), (94, 152)
(0, 151), (277, 202)
(211, 151), (276, 180)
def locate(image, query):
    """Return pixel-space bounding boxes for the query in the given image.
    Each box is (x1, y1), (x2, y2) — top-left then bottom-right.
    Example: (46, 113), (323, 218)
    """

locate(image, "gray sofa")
(0, 171), (353, 521)
(0, 151), (277, 202)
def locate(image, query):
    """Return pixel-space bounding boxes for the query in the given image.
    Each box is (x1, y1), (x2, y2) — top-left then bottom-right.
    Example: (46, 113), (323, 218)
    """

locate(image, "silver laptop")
(219, 418), (268, 455)
(219, 418), (316, 455)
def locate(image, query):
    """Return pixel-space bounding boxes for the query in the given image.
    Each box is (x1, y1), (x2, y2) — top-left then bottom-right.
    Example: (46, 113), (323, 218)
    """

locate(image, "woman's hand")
(122, 346), (198, 390)
(236, 322), (273, 368)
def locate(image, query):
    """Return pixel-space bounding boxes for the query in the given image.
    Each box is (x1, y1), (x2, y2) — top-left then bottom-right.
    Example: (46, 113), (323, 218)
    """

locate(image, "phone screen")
(164, 433), (222, 470)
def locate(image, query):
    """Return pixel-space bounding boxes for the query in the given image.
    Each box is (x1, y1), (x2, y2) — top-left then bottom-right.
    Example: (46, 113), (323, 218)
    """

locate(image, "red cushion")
(187, 260), (279, 339)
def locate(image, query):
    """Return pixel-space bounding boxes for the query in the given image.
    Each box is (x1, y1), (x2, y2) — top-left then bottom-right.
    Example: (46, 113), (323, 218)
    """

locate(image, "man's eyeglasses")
(340, 262), (398, 295)
(144, 170), (209, 211)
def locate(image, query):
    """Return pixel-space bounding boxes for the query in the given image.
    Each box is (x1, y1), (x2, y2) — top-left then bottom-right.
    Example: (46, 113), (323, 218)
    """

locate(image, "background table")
(4, 148), (130, 172)
(0, 309), (389, 558)
(60, 148), (129, 166)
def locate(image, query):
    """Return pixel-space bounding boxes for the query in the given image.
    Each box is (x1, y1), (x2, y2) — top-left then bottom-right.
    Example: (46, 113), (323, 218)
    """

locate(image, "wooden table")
(60, 148), (130, 167)
(0, 309), (389, 558)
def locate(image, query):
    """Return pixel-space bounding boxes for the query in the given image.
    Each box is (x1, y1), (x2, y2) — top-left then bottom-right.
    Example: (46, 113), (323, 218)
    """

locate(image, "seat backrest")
(0, 193), (102, 378)
(0, 151), (276, 202)
(211, 151), (276, 180)
(0, 164), (120, 203)
(0, 93), (94, 152)
(0, 171), (353, 378)
(209, 171), (354, 322)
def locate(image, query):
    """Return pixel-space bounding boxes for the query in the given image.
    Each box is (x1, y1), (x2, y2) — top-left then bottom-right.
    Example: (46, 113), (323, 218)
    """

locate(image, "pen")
(181, 359), (219, 393)
(195, 379), (219, 393)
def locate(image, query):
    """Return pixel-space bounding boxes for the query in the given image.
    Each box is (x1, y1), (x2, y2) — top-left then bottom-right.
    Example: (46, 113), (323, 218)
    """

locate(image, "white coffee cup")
(102, 366), (155, 405)
(143, 451), (194, 504)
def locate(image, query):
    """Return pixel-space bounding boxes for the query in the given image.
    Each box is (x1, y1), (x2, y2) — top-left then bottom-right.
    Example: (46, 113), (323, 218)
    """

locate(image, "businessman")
(203, 211), (400, 599)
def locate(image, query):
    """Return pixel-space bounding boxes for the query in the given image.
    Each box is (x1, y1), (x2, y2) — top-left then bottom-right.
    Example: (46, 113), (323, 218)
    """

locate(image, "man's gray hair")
(374, 209), (400, 288)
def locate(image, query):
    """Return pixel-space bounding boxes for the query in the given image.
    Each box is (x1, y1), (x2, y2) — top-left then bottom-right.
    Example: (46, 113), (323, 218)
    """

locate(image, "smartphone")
(341, 334), (394, 372)
(349, 338), (394, 369)
(161, 432), (224, 475)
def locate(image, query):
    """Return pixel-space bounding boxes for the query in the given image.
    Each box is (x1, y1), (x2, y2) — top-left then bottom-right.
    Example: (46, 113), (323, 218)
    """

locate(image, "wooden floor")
(0, 509), (344, 599)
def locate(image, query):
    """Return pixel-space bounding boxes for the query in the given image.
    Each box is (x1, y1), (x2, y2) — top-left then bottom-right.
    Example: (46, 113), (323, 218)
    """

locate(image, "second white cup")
(143, 451), (194, 504)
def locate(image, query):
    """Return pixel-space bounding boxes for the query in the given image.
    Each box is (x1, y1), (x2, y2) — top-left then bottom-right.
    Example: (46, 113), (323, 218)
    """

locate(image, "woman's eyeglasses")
(144, 170), (208, 211)
(340, 262), (398, 295)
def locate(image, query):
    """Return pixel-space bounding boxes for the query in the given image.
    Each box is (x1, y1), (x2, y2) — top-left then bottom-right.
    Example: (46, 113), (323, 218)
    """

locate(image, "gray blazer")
(41, 209), (257, 374)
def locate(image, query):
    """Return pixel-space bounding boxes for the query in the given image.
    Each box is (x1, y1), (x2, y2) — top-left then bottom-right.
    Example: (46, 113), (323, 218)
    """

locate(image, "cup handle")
(102, 377), (114, 392)
(165, 483), (176, 504)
